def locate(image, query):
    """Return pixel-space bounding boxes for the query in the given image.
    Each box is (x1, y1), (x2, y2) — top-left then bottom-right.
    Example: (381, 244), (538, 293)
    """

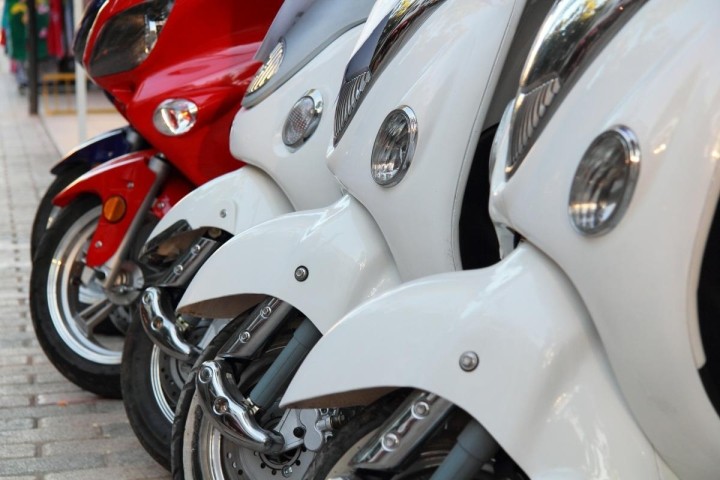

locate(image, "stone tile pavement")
(0, 60), (170, 479)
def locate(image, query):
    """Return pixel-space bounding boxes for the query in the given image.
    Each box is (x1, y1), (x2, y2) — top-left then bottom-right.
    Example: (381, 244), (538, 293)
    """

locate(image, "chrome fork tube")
(351, 390), (454, 471)
(102, 155), (171, 290)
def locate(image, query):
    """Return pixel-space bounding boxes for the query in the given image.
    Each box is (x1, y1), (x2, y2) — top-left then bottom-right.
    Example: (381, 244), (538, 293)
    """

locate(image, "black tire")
(171, 315), (245, 480)
(122, 312), (178, 470)
(30, 196), (139, 398)
(31, 166), (89, 260)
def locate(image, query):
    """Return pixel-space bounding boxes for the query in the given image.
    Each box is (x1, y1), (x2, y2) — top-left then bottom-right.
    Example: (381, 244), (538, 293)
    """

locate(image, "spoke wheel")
(172, 315), (318, 480)
(122, 312), (221, 470)
(30, 196), (140, 398)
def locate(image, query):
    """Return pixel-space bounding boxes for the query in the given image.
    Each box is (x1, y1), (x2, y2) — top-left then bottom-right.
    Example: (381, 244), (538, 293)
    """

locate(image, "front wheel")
(30, 196), (144, 398)
(172, 315), (326, 480)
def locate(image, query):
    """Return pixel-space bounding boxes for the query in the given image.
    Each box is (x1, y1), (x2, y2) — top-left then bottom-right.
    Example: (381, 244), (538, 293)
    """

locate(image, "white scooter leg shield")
(282, 243), (666, 479)
(177, 195), (401, 331)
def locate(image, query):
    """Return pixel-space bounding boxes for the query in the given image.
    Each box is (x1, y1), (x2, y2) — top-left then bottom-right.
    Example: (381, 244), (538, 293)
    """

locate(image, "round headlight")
(282, 90), (323, 149)
(153, 99), (198, 136)
(569, 126), (640, 236)
(371, 107), (418, 187)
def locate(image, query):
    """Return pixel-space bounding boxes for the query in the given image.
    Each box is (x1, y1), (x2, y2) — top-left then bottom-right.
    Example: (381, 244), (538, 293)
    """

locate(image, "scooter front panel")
(492, 1), (720, 476)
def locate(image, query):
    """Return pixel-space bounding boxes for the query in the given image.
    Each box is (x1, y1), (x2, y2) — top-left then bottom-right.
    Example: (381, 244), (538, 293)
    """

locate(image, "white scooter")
(173, 0), (553, 478)
(118, 0), (375, 470)
(280, 0), (720, 478)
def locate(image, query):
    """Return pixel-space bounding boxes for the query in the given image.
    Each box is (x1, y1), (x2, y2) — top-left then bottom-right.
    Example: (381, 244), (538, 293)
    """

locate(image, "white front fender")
(147, 166), (294, 242)
(283, 243), (667, 479)
(177, 195), (401, 331)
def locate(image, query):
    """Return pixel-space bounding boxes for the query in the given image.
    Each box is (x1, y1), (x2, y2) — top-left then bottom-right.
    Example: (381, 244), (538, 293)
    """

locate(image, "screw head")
(173, 264), (184, 275)
(282, 466), (293, 477)
(459, 351), (479, 372)
(127, 182), (135, 189)
(142, 290), (153, 305)
(191, 244), (202, 254)
(292, 426), (306, 438)
(94, 241), (103, 249)
(151, 317), (163, 330)
(412, 401), (430, 418)
(213, 397), (229, 414)
(219, 209), (227, 218)
(156, 201), (166, 210)
(239, 331), (251, 343)
(382, 432), (400, 451)
(198, 366), (213, 383)
(294, 266), (309, 282)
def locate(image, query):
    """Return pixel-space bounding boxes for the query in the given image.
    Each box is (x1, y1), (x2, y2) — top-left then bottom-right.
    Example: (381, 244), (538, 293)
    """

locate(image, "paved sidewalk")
(0, 61), (169, 479)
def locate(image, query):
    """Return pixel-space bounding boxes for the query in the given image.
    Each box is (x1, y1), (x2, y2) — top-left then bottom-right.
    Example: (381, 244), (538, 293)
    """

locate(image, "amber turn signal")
(102, 195), (127, 223)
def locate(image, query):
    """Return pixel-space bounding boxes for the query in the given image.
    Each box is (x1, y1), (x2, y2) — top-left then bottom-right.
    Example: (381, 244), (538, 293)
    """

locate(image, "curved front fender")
(177, 195), (400, 333)
(50, 126), (146, 174)
(283, 243), (664, 479)
(146, 166), (294, 243)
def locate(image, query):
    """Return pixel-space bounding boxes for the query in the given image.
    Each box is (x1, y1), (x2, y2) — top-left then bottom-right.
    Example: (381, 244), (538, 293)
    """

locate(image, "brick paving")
(0, 60), (169, 479)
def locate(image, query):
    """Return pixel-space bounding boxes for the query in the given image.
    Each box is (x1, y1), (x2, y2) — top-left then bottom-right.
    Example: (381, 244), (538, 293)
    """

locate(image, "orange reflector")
(102, 195), (127, 223)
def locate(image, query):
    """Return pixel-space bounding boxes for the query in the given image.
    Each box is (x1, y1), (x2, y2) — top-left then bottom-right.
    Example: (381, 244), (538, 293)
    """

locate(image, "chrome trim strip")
(350, 390), (453, 471)
(218, 297), (293, 360)
(507, 0), (649, 177)
(157, 236), (218, 287)
(334, 0), (445, 145)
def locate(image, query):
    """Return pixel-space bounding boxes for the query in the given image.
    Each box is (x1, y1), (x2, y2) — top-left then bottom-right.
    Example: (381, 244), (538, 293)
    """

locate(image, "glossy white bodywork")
(489, 1), (720, 477)
(147, 167), (293, 238)
(177, 195), (401, 331)
(145, 24), (362, 244)
(283, 244), (668, 479)
(178, 0), (534, 319)
(329, 0), (524, 280)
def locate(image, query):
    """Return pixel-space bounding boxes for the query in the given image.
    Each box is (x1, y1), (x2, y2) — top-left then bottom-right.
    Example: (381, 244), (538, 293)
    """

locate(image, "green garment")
(4, 0), (49, 61)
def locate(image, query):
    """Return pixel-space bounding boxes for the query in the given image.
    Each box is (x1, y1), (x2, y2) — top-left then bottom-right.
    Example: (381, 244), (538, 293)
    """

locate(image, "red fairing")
(53, 152), (193, 267)
(85, 0), (283, 185)
(63, 0), (282, 263)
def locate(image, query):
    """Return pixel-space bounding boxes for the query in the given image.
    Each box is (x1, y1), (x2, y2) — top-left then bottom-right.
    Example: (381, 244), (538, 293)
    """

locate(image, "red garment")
(46, 0), (63, 57)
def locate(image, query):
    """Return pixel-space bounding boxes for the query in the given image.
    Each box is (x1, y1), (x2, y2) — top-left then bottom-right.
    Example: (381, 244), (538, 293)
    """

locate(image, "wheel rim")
(197, 417), (315, 479)
(150, 345), (187, 422)
(46, 206), (125, 364)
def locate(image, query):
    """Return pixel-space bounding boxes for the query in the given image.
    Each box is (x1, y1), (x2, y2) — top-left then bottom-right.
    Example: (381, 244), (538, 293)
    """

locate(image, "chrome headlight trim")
(371, 106), (418, 187)
(333, 0), (445, 146)
(247, 40), (285, 95)
(282, 89), (324, 149)
(568, 125), (641, 236)
(507, 0), (648, 178)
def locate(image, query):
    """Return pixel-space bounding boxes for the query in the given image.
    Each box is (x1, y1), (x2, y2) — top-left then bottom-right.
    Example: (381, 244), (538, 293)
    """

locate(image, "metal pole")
(26, 0), (39, 114)
(72, 0), (87, 141)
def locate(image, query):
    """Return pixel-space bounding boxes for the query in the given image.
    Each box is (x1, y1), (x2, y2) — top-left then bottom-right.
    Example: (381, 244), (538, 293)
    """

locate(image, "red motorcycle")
(29, 0), (282, 399)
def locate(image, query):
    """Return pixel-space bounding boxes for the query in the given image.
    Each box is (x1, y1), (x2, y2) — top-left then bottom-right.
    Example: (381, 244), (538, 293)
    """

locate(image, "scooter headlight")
(507, 0), (648, 178)
(568, 126), (640, 236)
(371, 107), (418, 187)
(88, 0), (173, 78)
(247, 40), (285, 95)
(153, 99), (198, 136)
(282, 90), (323, 149)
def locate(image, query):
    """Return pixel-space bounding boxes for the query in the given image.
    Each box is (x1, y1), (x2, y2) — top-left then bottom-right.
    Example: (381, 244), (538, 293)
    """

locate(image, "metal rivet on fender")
(294, 266), (309, 282)
(459, 351), (479, 372)
(219, 208), (227, 218)
(94, 241), (103, 248)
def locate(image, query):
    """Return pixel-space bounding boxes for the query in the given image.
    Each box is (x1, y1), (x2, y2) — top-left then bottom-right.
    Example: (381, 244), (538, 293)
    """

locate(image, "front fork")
(194, 297), (327, 454)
